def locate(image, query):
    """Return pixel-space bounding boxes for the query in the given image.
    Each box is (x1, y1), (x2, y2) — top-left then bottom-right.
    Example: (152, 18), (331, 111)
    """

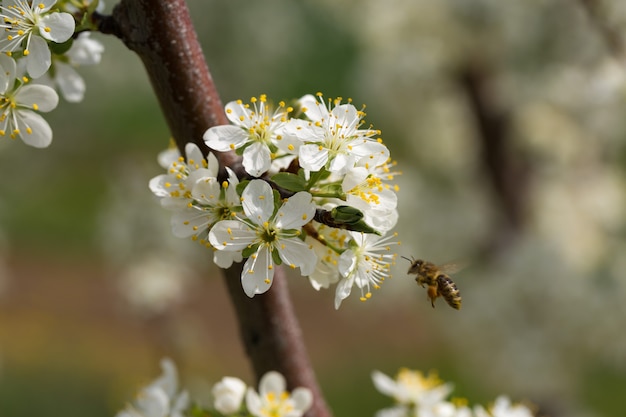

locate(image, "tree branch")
(97, 1), (332, 416)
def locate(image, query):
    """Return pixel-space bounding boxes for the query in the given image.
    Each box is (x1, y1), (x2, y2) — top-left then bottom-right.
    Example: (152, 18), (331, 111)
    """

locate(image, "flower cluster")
(0, 0), (104, 148)
(115, 358), (312, 417)
(373, 368), (536, 417)
(150, 93), (401, 308)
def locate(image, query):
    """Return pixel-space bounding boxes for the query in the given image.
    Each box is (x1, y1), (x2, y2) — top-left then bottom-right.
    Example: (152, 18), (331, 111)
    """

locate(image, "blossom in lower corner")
(334, 231), (399, 309)
(115, 358), (189, 417)
(209, 179), (317, 297)
(246, 371), (313, 417)
(212, 376), (247, 414)
(0, 56), (58, 147)
(474, 396), (535, 417)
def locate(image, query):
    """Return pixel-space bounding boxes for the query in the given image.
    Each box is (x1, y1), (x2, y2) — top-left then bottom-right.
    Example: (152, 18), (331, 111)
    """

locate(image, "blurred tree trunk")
(97, 1), (332, 416)
(459, 62), (530, 250)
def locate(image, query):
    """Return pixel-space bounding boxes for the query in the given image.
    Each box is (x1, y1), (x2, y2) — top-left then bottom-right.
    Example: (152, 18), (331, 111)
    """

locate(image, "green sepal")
(236, 179), (250, 196)
(315, 183), (345, 198)
(331, 205), (364, 223)
(272, 248), (283, 266)
(271, 172), (308, 192)
(307, 167), (331, 187)
(242, 244), (258, 259)
(49, 38), (74, 55)
(273, 189), (282, 214)
(329, 206), (381, 235)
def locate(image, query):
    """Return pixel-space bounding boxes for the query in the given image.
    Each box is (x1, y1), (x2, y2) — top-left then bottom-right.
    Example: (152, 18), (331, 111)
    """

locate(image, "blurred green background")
(1, 1), (626, 416)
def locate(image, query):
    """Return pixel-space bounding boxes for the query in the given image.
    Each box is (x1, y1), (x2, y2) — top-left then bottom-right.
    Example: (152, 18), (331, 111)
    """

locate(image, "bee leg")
(427, 285), (438, 308)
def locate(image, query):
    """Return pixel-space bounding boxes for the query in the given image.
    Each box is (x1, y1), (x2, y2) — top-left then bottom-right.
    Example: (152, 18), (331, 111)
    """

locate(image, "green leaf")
(271, 172), (308, 192)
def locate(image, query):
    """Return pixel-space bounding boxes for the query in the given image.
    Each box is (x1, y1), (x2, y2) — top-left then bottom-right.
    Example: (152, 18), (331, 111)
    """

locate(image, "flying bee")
(403, 257), (462, 310)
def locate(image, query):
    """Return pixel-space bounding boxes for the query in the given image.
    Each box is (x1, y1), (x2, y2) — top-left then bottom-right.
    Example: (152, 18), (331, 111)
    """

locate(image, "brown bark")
(459, 62), (529, 247)
(96, 1), (332, 416)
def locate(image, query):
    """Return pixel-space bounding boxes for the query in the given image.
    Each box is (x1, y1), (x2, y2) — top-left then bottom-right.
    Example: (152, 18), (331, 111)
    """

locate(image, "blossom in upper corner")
(38, 32), (105, 102)
(246, 371), (313, 417)
(203, 95), (300, 177)
(334, 231), (399, 309)
(209, 179), (317, 297)
(212, 376), (247, 414)
(0, 0), (76, 78)
(0, 55), (58, 148)
(115, 358), (189, 417)
(282, 93), (389, 174)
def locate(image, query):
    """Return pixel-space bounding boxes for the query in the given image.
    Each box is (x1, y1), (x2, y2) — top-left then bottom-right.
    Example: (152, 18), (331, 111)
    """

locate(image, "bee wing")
(437, 261), (468, 275)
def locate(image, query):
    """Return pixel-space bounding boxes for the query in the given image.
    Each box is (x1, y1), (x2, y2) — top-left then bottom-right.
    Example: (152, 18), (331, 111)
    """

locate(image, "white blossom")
(209, 179), (317, 297)
(212, 376), (247, 415)
(245, 371), (313, 417)
(0, 0), (75, 78)
(0, 55), (58, 147)
(203, 95), (299, 177)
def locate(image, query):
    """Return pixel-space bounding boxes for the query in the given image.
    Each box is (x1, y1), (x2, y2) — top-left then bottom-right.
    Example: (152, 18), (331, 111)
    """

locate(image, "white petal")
(203, 125), (248, 151)
(241, 247), (273, 297)
(327, 152), (353, 173)
(39, 13), (75, 43)
(25, 36), (51, 78)
(136, 386), (169, 417)
(15, 84), (58, 112)
(299, 144), (328, 172)
(259, 371), (286, 396)
(241, 179), (274, 224)
(242, 141), (271, 177)
(371, 371), (399, 397)
(53, 62), (85, 102)
(0, 55), (16, 93)
(191, 176), (221, 204)
(277, 238), (317, 276)
(209, 220), (256, 251)
(152, 357), (179, 396)
(341, 167), (369, 192)
(275, 191), (315, 230)
(245, 388), (262, 415)
(16, 110), (52, 148)
(171, 208), (212, 238)
(334, 275), (354, 309)
(352, 140), (390, 168)
(213, 249), (242, 269)
(299, 94), (327, 122)
(66, 33), (104, 65)
(291, 388), (313, 413)
(225, 100), (254, 127)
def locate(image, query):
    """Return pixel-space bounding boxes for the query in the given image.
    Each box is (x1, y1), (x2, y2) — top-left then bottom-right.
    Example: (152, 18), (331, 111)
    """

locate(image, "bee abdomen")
(437, 275), (462, 309)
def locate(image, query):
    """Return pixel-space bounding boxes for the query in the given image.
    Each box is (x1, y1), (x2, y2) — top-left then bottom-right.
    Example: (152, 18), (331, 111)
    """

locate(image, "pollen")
(23, 49), (29, 56)
(264, 278), (270, 284)
(288, 144), (294, 151)
(38, 3), (45, 8)
(268, 265), (273, 270)
(44, 27), (51, 33)
(32, 103), (38, 110)
(301, 213), (308, 220)
(229, 143), (235, 149)
(289, 263), (296, 269)
(259, 195), (265, 200)
(222, 180), (228, 188)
